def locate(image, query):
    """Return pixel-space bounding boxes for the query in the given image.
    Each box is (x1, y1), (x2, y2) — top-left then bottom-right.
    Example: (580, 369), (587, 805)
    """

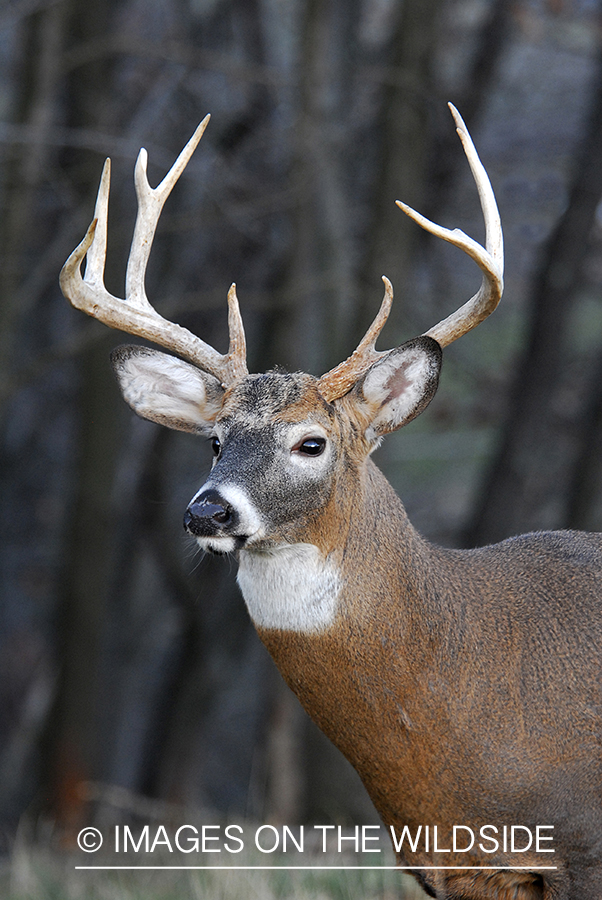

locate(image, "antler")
(59, 116), (248, 387)
(400, 103), (504, 347)
(318, 103), (503, 403)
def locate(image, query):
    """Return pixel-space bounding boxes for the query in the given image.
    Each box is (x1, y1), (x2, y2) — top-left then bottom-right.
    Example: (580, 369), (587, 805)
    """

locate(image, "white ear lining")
(111, 346), (224, 434)
(360, 339), (442, 441)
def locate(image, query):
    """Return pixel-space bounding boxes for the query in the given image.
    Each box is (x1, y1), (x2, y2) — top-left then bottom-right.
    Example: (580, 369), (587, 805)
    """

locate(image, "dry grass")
(2, 840), (427, 900)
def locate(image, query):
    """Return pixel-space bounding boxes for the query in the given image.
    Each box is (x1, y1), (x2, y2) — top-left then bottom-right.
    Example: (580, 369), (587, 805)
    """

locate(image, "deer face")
(186, 371), (342, 554)
(111, 337), (442, 556)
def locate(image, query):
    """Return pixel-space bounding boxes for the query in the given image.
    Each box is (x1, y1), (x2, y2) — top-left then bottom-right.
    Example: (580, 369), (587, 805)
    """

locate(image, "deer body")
(59, 107), (602, 898)
(192, 371), (602, 898)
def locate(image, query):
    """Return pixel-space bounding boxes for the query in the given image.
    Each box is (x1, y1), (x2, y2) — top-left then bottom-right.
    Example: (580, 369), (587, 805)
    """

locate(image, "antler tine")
(317, 278), (393, 402)
(59, 115), (249, 386)
(226, 283), (247, 370)
(397, 103), (504, 347)
(125, 116), (207, 310)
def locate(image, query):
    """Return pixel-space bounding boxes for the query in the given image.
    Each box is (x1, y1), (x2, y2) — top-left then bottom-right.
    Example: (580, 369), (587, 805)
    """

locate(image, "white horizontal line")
(75, 865), (558, 871)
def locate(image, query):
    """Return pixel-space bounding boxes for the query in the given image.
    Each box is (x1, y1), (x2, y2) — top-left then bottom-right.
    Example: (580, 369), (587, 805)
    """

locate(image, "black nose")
(183, 489), (236, 536)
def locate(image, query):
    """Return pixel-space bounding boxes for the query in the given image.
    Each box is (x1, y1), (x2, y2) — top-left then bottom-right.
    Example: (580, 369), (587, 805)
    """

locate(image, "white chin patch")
(195, 535), (238, 554)
(237, 543), (341, 633)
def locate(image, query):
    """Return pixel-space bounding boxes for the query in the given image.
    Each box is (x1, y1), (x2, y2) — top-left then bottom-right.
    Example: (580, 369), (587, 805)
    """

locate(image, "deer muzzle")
(183, 489), (237, 537)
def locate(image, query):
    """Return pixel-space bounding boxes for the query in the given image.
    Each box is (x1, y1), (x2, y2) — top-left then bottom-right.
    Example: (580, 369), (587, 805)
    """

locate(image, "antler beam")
(60, 116), (248, 387)
(399, 103), (504, 348)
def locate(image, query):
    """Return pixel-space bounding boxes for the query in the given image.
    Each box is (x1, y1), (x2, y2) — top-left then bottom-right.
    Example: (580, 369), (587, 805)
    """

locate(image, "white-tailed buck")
(61, 106), (602, 899)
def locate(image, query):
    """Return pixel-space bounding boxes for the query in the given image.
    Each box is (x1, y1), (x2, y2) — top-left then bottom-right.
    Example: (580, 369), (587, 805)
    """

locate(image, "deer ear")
(355, 336), (442, 441)
(110, 345), (224, 434)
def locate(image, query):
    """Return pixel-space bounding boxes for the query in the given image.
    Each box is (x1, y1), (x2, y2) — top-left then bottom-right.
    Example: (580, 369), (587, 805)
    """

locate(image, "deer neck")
(236, 456), (442, 695)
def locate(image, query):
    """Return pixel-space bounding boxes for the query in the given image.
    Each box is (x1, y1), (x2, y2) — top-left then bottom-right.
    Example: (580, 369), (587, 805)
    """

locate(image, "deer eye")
(211, 436), (221, 457)
(296, 437), (326, 457)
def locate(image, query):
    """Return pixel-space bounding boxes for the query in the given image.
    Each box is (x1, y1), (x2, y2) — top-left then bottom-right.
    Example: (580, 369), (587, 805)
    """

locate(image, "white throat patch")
(237, 543), (341, 633)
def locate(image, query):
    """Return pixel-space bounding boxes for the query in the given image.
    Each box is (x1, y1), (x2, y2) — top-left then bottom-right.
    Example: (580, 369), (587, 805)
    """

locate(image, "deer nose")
(183, 490), (236, 536)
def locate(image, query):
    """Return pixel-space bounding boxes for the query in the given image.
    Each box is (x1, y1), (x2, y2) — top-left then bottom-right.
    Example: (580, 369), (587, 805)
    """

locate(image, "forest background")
(1, 0), (602, 896)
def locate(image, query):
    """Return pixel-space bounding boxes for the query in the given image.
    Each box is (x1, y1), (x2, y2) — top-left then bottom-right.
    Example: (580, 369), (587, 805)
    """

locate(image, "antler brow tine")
(59, 115), (248, 386)
(317, 277), (393, 402)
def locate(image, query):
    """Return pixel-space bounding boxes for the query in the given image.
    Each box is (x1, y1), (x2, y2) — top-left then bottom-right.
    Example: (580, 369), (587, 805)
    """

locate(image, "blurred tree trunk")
(0, 0), (68, 407)
(566, 348), (602, 531)
(41, 0), (123, 835)
(466, 48), (602, 545)
(359, 0), (440, 345)
(45, 340), (123, 835)
(271, 0), (362, 375)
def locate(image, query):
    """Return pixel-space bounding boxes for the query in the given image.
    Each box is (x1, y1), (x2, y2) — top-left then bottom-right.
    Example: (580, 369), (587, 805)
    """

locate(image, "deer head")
(60, 104), (502, 564)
